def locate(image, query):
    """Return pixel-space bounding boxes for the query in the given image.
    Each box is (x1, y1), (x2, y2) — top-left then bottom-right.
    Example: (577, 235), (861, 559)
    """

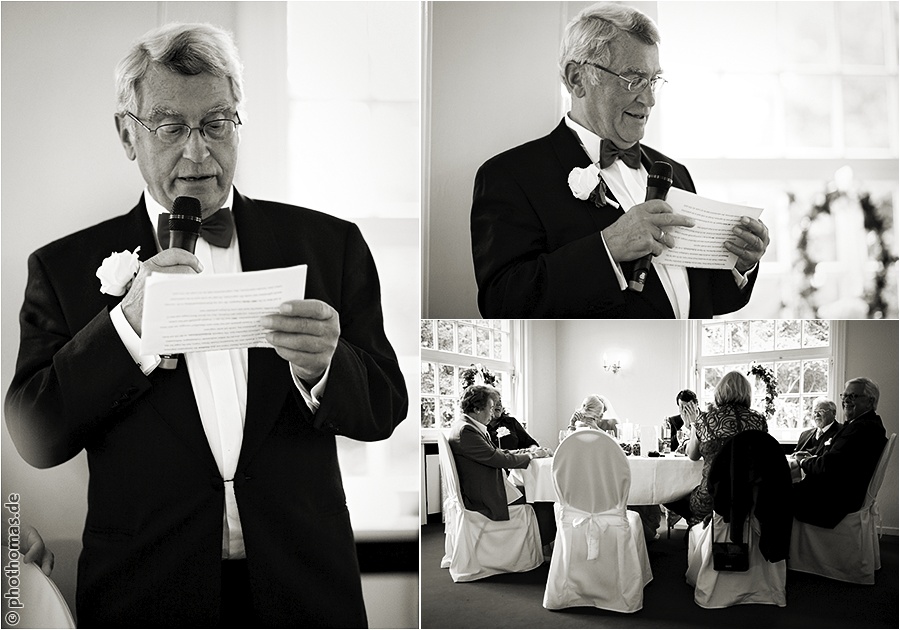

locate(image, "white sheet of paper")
(655, 187), (763, 269)
(139, 264), (307, 355)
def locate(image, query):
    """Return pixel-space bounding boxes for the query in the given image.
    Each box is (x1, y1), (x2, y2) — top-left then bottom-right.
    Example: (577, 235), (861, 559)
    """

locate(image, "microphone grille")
(648, 161), (673, 184)
(170, 196), (202, 234)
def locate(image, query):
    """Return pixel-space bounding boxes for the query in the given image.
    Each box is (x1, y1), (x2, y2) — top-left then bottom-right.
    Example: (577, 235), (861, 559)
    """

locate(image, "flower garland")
(791, 168), (897, 318)
(748, 363), (777, 419)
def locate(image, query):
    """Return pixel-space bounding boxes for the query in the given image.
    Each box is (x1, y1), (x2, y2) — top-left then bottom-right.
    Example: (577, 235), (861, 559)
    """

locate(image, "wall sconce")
(603, 354), (621, 374)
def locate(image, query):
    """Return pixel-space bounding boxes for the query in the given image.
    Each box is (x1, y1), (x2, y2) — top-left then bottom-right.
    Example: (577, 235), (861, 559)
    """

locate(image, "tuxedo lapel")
(230, 192), (295, 470)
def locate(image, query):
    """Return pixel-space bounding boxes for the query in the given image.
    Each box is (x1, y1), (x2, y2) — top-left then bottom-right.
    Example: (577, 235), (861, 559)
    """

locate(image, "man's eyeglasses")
(840, 393), (867, 402)
(126, 111), (242, 145)
(581, 62), (666, 94)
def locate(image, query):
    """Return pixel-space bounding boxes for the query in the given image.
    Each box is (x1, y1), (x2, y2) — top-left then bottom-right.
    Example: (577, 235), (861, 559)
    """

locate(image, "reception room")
(421, 318), (898, 627)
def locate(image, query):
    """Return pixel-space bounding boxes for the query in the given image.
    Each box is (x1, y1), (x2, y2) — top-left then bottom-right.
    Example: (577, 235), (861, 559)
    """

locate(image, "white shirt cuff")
(600, 232), (628, 291)
(109, 304), (160, 375)
(731, 263), (755, 289)
(289, 361), (332, 413)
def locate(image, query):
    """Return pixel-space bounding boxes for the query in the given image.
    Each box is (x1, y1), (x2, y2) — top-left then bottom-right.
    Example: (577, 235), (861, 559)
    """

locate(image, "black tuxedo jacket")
(5, 190), (408, 627)
(793, 410), (887, 528)
(666, 413), (685, 451)
(448, 419), (531, 521)
(793, 422), (840, 456)
(471, 119), (758, 318)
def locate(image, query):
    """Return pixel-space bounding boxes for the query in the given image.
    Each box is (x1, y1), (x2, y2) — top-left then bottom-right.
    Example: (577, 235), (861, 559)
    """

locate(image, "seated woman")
(664, 371), (769, 530)
(566, 394), (619, 435)
(487, 396), (540, 450)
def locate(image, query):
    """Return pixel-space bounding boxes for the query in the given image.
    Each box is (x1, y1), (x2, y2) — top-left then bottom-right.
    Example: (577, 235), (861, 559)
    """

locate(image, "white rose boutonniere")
(496, 426), (511, 439)
(568, 164), (601, 200)
(96, 246), (142, 296)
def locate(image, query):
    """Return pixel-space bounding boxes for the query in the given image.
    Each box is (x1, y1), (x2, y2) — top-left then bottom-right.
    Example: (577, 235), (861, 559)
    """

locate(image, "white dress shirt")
(564, 115), (749, 318)
(109, 187), (329, 559)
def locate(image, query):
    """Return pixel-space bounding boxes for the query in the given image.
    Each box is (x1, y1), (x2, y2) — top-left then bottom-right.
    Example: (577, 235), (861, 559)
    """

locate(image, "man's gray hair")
(460, 384), (500, 415)
(846, 377), (880, 409)
(558, 2), (660, 85)
(812, 397), (837, 417)
(115, 23), (244, 115)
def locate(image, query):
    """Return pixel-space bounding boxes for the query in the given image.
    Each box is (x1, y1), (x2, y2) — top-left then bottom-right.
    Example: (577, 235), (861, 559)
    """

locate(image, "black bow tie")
(599, 139), (642, 169)
(157, 207), (235, 249)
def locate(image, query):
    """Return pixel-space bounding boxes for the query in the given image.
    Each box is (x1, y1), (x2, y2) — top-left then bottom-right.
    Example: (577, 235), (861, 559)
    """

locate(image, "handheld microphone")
(169, 196), (202, 253)
(159, 196), (201, 370)
(628, 161), (673, 292)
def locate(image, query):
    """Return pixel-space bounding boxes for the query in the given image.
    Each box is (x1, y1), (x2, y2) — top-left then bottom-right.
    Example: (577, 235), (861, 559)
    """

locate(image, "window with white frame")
(655, 1), (898, 317)
(420, 320), (517, 429)
(694, 319), (844, 439)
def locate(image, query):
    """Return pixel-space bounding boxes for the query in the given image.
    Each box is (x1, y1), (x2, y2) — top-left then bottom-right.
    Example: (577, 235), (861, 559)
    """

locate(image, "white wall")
(1, 3), (417, 626)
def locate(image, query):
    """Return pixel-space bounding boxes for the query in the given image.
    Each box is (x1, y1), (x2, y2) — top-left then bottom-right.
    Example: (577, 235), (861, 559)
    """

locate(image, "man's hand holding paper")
(654, 188), (766, 271)
(261, 299), (340, 386)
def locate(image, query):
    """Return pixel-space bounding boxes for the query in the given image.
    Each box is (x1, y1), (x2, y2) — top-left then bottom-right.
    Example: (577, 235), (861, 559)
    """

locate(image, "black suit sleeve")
(5, 251), (149, 468)
(305, 223), (408, 441)
(471, 159), (627, 318)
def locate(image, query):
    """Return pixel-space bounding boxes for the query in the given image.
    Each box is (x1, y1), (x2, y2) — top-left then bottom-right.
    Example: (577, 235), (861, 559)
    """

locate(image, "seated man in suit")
(793, 398), (840, 456)
(470, 2), (769, 318)
(666, 388), (697, 452)
(4, 23), (407, 628)
(449, 385), (553, 542)
(793, 379), (888, 528)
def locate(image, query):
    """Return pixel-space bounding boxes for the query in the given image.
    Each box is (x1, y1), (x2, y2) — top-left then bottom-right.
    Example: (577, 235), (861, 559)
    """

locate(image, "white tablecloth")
(509, 455), (703, 505)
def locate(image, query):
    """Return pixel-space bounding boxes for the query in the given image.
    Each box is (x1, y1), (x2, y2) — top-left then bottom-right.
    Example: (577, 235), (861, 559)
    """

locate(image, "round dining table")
(508, 453), (704, 505)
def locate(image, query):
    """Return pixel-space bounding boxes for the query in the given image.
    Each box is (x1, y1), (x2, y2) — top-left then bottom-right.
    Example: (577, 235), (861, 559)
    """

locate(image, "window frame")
(689, 319), (846, 443)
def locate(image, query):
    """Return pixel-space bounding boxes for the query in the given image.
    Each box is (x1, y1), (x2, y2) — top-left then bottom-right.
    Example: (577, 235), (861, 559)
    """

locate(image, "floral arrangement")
(568, 165), (610, 208)
(748, 363), (777, 419)
(459, 363), (499, 390)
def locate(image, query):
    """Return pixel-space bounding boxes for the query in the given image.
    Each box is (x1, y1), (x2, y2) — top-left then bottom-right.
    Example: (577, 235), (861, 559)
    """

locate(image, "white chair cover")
(542, 430), (652, 613)
(436, 431), (543, 582)
(788, 433), (896, 584)
(4, 561), (76, 628)
(685, 512), (787, 608)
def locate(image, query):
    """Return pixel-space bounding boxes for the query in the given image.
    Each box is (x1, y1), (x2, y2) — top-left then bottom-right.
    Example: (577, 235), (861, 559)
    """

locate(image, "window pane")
(476, 327), (491, 358)
(437, 320), (454, 352)
(777, 2), (836, 65)
(421, 362), (435, 394)
(803, 359), (829, 392)
(458, 323), (473, 356)
(777, 396), (801, 429)
(838, 1), (885, 65)
(783, 74), (833, 148)
(420, 320), (433, 349)
(439, 398), (456, 428)
(803, 320), (830, 347)
(777, 360), (801, 394)
(749, 319), (775, 352)
(703, 323), (725, 355)
(776, 320), (801, 349)
(843, 76), (890, 149)
(727, 321), (750, 354)
(421, 397), (435, 429)
(438, 365), (455, 396)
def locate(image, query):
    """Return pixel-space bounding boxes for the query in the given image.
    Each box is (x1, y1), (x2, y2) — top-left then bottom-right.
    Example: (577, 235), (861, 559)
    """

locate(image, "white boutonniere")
(496, 426), (511, 439)
(96, 246), (141, 296)
(568, 164), (610, 208)
(824, 438), (832, 447)
(568, 164), (601, 200)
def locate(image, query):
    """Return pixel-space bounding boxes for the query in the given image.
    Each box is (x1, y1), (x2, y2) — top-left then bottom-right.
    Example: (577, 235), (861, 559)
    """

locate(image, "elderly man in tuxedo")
(4, 23), (407, 628)
(793, 398), (840, 456)
(471, 2), (769, 318)
(793, 379), (887, 528)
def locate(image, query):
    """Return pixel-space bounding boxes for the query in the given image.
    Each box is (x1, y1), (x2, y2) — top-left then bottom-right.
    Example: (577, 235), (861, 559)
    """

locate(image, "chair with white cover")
(685, 430), (791, 609)
(542, 429), (652, 613)
(3, 561), (76, 628)
(436, 431), (543, 582)
(788, 432), (896, 584)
